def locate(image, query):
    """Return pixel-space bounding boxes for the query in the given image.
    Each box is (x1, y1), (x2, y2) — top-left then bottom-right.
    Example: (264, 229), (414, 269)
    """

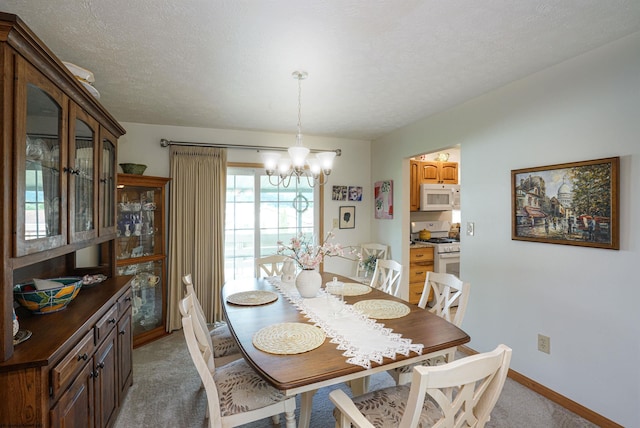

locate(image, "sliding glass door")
(225, 166), (318, 279)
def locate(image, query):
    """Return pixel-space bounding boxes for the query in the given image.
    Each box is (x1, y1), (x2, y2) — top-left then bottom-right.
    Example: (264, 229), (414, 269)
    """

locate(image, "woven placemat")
(253, 322), (326, 355)
(342, 283), (372, 296)
(226, 290), (278, 306)
(353, 299), (411, 319)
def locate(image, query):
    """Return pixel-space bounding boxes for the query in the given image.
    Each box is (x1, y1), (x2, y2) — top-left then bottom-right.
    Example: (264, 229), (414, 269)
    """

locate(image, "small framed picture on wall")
(339, 206), (355, 229)
(348, 186), (363, 201)
(332, 185), (347, 201)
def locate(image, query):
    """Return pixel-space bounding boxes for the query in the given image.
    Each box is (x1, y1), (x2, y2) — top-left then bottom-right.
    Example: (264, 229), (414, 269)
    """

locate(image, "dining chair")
(355, 243), (388, 278)
(369, 258), (402, 296)
(180, 294), (297, 428)
(390, 271), (471, 385)
(256, 255), (288, 277)
(330, 344), (512, 428)
(182, 274), (241, 367)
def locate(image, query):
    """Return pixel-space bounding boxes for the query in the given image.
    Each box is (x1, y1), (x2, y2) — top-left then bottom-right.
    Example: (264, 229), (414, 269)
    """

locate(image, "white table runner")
(267, 277), (424, 369)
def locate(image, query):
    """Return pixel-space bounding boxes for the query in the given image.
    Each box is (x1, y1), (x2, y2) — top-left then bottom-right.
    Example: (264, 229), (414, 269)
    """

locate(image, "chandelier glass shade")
(262, 71), (337, 188)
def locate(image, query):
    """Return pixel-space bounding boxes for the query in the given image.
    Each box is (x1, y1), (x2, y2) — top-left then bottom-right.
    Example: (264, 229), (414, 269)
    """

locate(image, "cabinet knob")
(125, 297), (132, 302)
(98, 362), (105, 369)
(108, 318), (116, 324)
(119, 329), (126, 335)
(92, 370), (100, 378)
(77, 353), (89, 361)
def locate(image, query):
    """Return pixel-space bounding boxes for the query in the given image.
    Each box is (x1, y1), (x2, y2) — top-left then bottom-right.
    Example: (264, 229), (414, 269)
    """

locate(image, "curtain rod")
(159, 138), (341, 156)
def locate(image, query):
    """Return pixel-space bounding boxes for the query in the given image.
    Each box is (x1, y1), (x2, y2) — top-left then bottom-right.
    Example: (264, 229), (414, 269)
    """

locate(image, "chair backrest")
(355, 243), (389, 277)
(418, 272), (470, 327)
(182, 274), (216, 361)
(256, 255), (288, 277)
(370, 259), (402, 296)
(401, 344), (512, 428)
(180, 295), (224, 427)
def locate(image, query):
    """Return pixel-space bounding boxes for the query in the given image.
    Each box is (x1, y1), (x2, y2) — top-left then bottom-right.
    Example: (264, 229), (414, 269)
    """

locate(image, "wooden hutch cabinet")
(0, 12), (132, 428)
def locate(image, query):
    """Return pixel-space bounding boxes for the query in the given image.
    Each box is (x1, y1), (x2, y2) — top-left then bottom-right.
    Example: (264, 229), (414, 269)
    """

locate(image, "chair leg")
(271, 414), (280, 426)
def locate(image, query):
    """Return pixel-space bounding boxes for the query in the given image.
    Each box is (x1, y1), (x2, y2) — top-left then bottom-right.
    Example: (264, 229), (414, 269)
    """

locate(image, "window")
(225, 166), (318, 280)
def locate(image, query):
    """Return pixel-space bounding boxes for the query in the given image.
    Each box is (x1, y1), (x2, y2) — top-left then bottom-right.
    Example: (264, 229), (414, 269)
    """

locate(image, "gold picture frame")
(511, 157), (619, 249)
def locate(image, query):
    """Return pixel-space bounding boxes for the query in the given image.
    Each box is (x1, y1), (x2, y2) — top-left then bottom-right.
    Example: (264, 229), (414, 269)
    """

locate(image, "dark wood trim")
(459, 345), (622, 428)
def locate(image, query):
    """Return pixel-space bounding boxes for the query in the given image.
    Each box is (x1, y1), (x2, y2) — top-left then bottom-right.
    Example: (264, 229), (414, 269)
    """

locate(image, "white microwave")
(420, 184), (460, 211)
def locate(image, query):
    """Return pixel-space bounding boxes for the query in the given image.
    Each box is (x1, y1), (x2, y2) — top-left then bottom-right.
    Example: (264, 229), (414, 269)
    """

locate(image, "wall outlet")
(538, 334), (550, 354)
(333, 218), (339, 228)
(466, 222), (475, 236)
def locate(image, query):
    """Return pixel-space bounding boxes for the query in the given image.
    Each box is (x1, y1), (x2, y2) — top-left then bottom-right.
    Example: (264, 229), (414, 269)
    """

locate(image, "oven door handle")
(437, 252), (460, 259)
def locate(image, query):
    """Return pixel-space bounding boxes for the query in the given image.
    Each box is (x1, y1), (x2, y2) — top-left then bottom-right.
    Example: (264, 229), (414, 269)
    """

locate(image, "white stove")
(411, 221), (460, 277)
(411, 221), (460, 254)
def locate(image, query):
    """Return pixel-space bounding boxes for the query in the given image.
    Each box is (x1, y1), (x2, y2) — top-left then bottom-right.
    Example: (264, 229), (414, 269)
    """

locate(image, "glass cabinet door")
(99, 130), (117, 236)
(15, 59), (68, 256)
(116, 183), (164, 261)
(117, 260), (165, 337)
(68, 103), (98, 243)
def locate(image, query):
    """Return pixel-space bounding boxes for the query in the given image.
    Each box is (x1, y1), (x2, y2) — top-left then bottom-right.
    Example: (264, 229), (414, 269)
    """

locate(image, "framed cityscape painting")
(511, 157), (619, 249)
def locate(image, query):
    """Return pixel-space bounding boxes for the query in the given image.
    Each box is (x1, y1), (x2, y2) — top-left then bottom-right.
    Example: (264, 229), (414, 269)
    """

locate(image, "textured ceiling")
(2, 1), (640, 140)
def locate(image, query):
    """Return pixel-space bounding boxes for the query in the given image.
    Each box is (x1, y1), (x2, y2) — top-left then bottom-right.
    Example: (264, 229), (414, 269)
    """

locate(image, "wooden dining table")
(221, 272), (470, 428)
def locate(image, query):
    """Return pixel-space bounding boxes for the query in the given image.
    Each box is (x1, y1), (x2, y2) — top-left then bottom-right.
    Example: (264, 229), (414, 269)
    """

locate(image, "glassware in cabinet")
(117, 259), (165, 339)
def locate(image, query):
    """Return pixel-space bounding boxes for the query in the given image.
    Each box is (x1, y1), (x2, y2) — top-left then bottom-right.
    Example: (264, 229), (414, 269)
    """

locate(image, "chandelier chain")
(297, 74), (303, 143)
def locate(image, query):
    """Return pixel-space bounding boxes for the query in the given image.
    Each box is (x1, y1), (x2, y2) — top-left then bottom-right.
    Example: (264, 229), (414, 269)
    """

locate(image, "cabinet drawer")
(51, 330), (95, 397)
(118, 287), (133, 315)
(410, 247), (434, 263)
(409, 282), (433, 305)
(95, 305), (118, 345)
(409, 264), (433, 283)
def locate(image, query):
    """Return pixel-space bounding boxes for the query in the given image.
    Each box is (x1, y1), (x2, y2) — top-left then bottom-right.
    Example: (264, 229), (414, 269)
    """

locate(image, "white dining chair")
(330, 344), (512, 428)
(355, 243), (388, 278)
(369, 258), (402, 296)
(182, 274), (241, 367)
(256, 255), (288, 277)
(180, 294), (297, 428)
(390, 271), (471, 385)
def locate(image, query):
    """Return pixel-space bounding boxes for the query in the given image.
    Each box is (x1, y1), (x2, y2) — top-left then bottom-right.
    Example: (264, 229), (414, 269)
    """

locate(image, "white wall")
(373, 33), (640, 426)
(116, 123), (371, 276)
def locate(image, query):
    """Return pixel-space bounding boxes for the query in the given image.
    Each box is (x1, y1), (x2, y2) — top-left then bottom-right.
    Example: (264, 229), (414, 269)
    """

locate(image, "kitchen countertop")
(410, 242), (434, 249)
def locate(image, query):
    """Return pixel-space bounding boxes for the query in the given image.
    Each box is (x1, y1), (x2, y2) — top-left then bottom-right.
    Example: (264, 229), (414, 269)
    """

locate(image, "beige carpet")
(114, 331), (598, 428)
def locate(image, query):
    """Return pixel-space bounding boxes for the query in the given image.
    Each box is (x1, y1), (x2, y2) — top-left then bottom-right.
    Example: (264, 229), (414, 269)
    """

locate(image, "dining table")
(221, 271), (470, 428)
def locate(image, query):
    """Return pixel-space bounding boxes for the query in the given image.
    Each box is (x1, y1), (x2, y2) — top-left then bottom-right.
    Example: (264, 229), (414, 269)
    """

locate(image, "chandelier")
(261, 71), (337, 188)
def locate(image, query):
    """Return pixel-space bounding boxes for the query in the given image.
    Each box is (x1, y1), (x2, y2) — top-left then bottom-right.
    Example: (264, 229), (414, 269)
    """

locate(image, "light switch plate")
(333, 218), (339, 228)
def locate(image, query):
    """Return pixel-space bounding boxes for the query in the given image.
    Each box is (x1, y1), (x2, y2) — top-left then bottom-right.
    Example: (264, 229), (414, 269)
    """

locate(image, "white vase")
(295, 269), (322, 298)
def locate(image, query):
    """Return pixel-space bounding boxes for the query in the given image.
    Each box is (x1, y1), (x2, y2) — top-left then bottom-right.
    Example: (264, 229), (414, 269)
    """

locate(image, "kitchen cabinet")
(116, 174), (170, 347)
(410, 160), (421, 211)
(410, 160), (459, 211)
(421, 161), (458, 185)
(408, 246), (434, 304)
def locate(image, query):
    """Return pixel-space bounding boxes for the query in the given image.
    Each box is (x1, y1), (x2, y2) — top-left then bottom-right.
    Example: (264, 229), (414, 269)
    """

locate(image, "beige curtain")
(167, 145), (226, 331)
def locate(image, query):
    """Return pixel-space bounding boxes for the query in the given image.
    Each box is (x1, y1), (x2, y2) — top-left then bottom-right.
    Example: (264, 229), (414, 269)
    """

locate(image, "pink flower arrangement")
(277, 231), (360, 270)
